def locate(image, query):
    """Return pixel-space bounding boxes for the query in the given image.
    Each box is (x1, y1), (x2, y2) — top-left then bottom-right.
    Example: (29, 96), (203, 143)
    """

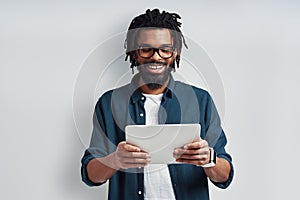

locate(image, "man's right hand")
(113, 141), (151, 169)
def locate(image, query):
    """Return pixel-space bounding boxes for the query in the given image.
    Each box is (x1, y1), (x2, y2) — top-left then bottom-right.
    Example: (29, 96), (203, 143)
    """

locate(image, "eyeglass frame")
(137, 45), (177, 59)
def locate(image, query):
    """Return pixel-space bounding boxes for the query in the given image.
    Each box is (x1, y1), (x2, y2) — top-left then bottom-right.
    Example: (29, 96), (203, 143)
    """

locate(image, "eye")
(160, 49), (170, 53)
(160, 47), (173, 53)
(140, 48), (152, 53)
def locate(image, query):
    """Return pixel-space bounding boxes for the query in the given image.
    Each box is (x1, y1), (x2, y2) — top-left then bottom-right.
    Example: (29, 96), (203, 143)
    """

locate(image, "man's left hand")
(173, 137), (210, 167)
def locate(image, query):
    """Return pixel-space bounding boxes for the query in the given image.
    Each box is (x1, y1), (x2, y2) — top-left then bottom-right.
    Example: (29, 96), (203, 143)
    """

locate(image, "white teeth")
(149, 65), (163, 69)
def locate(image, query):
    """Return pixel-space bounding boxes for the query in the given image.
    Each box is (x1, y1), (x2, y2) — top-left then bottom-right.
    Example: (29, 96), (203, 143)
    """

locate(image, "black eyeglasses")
(137, 46), (176, 59)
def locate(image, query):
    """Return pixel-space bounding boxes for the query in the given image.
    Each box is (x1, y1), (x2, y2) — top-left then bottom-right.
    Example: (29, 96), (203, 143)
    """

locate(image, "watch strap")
(201, 147), (216, 168)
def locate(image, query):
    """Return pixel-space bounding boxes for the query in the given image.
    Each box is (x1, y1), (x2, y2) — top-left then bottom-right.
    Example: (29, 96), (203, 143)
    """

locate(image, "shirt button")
(141, 96), (145, 100)
(138, 190), (142, 195)
(140, 113), (144, 117)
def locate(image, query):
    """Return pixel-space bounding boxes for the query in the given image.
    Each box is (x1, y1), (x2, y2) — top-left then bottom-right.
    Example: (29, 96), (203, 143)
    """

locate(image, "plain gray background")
(1, 0), (300, 199)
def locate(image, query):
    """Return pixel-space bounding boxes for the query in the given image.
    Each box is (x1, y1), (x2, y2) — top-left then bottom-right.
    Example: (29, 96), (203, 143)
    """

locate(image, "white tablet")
(125, 124), (200, 164)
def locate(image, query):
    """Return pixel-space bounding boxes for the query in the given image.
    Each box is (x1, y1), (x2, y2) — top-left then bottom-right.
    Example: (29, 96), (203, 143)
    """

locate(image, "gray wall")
(1, 0), (299, 199)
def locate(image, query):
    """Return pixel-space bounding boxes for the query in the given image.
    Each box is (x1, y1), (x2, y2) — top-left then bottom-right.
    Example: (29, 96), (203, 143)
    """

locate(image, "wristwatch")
(201, 147), (216, 168)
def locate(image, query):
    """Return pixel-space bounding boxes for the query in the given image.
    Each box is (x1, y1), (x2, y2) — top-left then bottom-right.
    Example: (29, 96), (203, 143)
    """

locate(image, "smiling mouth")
(148, 65), (164, 70)
(145, 65), (166, 74)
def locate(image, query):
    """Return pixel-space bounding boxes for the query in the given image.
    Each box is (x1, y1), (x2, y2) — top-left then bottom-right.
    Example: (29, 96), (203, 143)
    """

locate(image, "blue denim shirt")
(81, 75), (234, 200)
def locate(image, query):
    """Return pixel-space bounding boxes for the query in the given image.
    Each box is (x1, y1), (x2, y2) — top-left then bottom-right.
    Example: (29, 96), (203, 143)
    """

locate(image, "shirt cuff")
(210, 155), (234, 189)
(81, 154), (107, 187)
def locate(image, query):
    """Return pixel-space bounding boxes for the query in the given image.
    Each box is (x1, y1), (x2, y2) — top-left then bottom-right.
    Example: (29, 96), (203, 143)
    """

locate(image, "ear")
(129, 52), (138, 67)
(131, 50), (138, 59)
(172, 51), (178, 60)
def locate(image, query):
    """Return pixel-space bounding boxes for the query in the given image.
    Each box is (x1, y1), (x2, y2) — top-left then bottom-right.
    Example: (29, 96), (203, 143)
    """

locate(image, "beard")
(137, 61), (174, 90)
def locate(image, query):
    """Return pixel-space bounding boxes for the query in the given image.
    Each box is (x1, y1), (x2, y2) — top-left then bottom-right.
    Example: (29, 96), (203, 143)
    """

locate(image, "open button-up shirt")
(81, 75), (234, 200)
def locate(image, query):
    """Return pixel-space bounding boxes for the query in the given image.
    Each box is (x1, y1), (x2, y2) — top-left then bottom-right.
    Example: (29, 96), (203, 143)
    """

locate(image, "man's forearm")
(86, 153), (119, 183)
(203, 157), (231, 183)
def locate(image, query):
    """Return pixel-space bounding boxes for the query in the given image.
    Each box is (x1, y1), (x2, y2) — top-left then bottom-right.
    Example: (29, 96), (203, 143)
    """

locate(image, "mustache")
(140, 61), (167, 66)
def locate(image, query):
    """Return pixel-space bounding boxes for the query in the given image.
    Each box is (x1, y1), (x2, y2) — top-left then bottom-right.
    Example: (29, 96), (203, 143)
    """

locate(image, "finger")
(124, 143), (142, 152)
(118, 157), (151, 169)
(174, 148), (200, 155)
(184, 139), (208, 150)
(174, 147), (209, 155)
(173, 148), (210, 160)
(118, 142), (141, 152)
(119, 157), (151, 164)
(117, 151), (150, 159)
(174, 153), (209, 160)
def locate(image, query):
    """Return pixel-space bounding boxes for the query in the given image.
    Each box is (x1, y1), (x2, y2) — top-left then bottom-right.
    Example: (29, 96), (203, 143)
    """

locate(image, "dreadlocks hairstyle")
(124, 8), (188, 73)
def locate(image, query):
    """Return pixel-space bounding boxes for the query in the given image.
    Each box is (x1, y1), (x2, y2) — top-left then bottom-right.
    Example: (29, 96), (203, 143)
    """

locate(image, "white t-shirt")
(142, 93), (176, 200)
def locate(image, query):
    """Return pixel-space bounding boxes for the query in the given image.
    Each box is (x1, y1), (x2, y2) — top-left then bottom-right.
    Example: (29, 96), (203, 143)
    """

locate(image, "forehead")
(137, 28), (173, 46)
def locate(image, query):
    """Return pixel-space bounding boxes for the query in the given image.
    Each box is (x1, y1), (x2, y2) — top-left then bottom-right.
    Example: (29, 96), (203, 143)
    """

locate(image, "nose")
(151, 50), (162, 60)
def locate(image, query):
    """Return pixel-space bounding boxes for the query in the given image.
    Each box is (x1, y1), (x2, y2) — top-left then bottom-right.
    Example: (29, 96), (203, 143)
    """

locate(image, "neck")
(138, 76), (170, 95)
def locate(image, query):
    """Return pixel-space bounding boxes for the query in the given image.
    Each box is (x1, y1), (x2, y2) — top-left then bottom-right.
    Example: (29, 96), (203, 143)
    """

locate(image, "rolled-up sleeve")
(81, 149), (106, 187)
(81, 94), (117, 187)
(212, 152), (234, 189)
(204, 93), (234, 189)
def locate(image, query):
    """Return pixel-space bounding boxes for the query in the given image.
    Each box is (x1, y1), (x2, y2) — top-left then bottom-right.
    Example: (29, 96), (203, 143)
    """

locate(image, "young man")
(81, 9), (234, 200)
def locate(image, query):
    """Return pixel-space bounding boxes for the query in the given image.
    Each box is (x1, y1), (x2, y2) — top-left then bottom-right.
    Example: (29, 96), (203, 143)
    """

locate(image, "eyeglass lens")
(138, 47), (174, 59)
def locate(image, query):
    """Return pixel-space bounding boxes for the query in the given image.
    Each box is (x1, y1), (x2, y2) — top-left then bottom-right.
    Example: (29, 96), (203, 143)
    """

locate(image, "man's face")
(135, 28), (177, 90)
